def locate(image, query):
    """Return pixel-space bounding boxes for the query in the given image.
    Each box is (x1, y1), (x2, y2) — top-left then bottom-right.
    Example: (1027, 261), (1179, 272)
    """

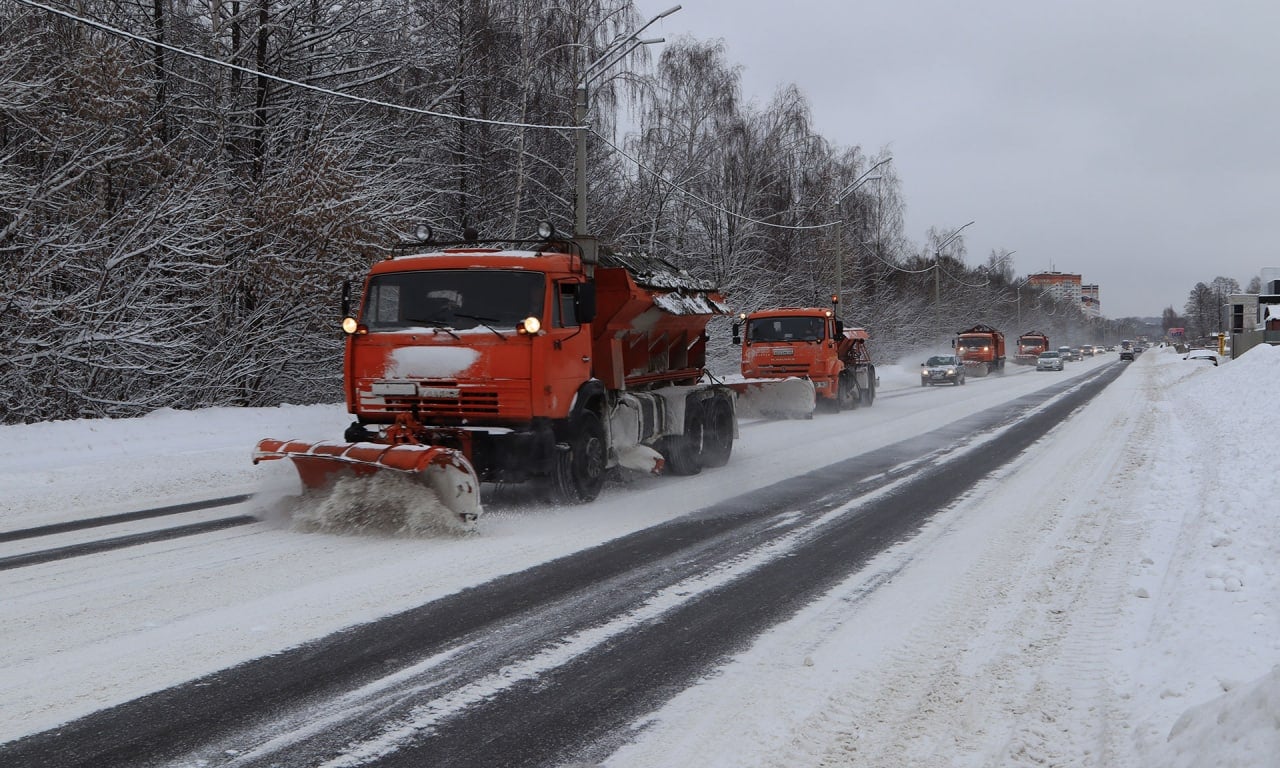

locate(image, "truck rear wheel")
(663, 402), (712, 476)
(662, 416), (701, 475)
(550, 411), (607, 503)
(863, 366), (876, 404)
(699, 397), (734, 468)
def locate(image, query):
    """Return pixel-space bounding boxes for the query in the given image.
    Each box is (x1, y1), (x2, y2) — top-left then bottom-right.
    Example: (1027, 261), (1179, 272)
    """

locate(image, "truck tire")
(836, 372), (858, 411)
(663, 408), (704, 476)
(550, 411), (607, 503)
(863, 366), (876, 404)
(699, 396), (734, 468)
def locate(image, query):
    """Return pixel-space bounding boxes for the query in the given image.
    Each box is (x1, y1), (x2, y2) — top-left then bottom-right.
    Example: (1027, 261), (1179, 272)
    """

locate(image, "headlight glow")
(520, 316), (542, 334)
(342, 317), (359, 334)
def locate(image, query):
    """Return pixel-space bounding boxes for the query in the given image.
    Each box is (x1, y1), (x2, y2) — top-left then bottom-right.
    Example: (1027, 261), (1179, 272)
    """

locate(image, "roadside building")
(1081, 284), (1101, 318)
(1228, 267), (1280, 358)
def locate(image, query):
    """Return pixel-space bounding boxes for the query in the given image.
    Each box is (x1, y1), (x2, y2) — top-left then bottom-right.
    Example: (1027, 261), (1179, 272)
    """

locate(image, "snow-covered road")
(2, 346), (1277, 766)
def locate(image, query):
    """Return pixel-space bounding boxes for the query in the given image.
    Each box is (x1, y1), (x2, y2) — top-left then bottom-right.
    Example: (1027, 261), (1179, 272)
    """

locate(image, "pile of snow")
(1142, 343), (1280, 765)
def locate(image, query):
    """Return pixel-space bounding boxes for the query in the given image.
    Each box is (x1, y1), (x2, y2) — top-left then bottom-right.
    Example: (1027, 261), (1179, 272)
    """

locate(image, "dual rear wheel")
(664, 395), (735, 476)
(548, 394), (736, 502)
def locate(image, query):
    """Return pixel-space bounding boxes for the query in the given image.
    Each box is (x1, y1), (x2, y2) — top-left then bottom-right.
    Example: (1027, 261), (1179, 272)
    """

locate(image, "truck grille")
(361, 381), (529, 421)
(755, 362), (811, 376)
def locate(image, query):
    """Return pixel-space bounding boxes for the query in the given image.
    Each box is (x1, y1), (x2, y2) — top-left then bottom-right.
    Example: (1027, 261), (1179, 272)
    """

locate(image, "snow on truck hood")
(385, 347), (480, 379)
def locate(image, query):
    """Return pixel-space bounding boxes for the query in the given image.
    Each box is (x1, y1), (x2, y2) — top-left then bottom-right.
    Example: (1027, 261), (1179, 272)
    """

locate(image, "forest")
(1, 0), (1146, 424)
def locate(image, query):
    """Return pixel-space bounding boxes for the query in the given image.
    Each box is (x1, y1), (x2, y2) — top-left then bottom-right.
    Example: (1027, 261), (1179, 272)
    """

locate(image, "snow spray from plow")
(252, 438), (481, 528)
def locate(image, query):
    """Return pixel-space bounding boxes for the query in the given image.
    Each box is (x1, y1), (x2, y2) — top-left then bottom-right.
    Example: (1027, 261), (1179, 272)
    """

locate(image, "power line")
(13, 0), (585, 132)
(937, 261), (991, 288)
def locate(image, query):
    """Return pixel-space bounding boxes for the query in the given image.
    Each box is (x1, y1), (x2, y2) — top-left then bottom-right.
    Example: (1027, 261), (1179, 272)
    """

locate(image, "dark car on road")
(921, 354), (966, 386)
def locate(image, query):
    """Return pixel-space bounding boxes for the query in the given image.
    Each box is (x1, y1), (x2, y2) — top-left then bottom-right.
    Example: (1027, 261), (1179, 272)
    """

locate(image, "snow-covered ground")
(1, 346), (1277, 765)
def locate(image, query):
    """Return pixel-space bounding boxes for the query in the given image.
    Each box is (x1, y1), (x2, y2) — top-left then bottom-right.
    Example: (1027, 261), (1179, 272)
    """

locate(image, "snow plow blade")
(252, 438), (481, 523)
(727, 377), (817, 420)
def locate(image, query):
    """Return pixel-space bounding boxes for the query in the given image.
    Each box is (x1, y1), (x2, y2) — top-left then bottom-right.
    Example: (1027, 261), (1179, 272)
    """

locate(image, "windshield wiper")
(403, 315), (463, 339)
(455, 312), (507, 340)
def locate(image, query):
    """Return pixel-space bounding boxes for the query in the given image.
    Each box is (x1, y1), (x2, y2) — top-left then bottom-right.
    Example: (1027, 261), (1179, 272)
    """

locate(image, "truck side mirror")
(834, 320), (844, 337)
(731, 323), (741, 346)
(341, 279), (352, 317)
(575, 282), (597, 324)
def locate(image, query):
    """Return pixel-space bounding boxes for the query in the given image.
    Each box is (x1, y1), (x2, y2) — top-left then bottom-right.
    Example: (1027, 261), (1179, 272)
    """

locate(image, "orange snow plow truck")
(1014, 331), (1049, 365)
(731, 304), (877, 415)
(954, 323), (1006, 376)
(254, 228), (738, 523)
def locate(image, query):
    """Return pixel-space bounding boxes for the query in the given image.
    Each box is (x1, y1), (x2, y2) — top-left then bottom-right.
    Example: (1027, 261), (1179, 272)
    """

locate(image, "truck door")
(537, 280), (593, 417)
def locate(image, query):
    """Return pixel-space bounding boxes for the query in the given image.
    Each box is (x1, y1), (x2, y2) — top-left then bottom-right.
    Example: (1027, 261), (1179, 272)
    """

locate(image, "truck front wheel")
(836, 373), (859, 411)
(550, 411), (607, 503)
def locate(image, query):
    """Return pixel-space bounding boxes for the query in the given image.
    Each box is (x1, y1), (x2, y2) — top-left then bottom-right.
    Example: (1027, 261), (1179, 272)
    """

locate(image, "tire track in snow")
(739, 363), (1152, 768)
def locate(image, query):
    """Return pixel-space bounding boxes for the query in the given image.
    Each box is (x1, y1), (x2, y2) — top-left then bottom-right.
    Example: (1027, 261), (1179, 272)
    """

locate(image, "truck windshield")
(748, 316), (824, 342)
(362, 269), (545, 331)
(957, 338), (990, 350)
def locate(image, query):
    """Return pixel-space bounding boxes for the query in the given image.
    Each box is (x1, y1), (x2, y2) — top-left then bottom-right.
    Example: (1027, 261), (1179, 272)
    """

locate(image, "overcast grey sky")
(647, 0), (1279, 318)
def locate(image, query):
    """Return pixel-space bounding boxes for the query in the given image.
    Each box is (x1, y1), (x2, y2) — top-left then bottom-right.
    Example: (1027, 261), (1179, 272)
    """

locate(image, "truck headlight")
(519, 316), (542, 335)
(342, 317), (359, 334)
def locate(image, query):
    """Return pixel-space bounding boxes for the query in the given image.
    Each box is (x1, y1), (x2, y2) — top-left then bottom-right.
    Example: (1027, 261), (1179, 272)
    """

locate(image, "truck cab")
(735, 307), (875, 412)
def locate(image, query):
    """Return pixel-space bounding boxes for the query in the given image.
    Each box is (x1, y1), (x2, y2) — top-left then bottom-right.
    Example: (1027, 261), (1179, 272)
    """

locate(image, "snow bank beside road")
(1140, 344), (1280, 766)
(1160, 665), (1280, 768)
(0, 404), (351, 528)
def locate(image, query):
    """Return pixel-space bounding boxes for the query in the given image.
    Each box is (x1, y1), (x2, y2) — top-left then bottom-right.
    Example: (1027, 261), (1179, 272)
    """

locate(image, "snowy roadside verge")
(607, 346), (1280, 767)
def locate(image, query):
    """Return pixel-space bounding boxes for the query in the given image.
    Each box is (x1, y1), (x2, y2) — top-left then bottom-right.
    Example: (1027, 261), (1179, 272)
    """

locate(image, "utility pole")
(573, 6), (681, 266)
(832, 157), (892, 310)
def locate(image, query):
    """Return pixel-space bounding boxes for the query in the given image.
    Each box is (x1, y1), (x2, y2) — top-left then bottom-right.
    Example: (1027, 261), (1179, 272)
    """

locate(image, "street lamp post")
(1011, 271), (1039, 329)
(833, 157), (892, 310)
(933, 220), (975, 338)
(574, 6), (681, 263)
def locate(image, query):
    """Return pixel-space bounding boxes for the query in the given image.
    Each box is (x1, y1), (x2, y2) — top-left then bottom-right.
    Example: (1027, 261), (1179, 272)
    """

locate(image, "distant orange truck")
(955, 323), (1006, 375)
(733, 305), (877, 412)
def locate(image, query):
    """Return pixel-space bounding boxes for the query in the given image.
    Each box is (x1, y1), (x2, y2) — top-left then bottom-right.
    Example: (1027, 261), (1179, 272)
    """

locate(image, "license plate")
(371, 382), (417, 396)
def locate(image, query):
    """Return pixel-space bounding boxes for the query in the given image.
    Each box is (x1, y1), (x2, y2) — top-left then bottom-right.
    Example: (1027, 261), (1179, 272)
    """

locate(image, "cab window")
(555, 282), (579, 327)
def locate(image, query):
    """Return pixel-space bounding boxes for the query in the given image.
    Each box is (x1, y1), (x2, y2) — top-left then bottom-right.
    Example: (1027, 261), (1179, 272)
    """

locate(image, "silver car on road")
(1036, 350), (1064, 371)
